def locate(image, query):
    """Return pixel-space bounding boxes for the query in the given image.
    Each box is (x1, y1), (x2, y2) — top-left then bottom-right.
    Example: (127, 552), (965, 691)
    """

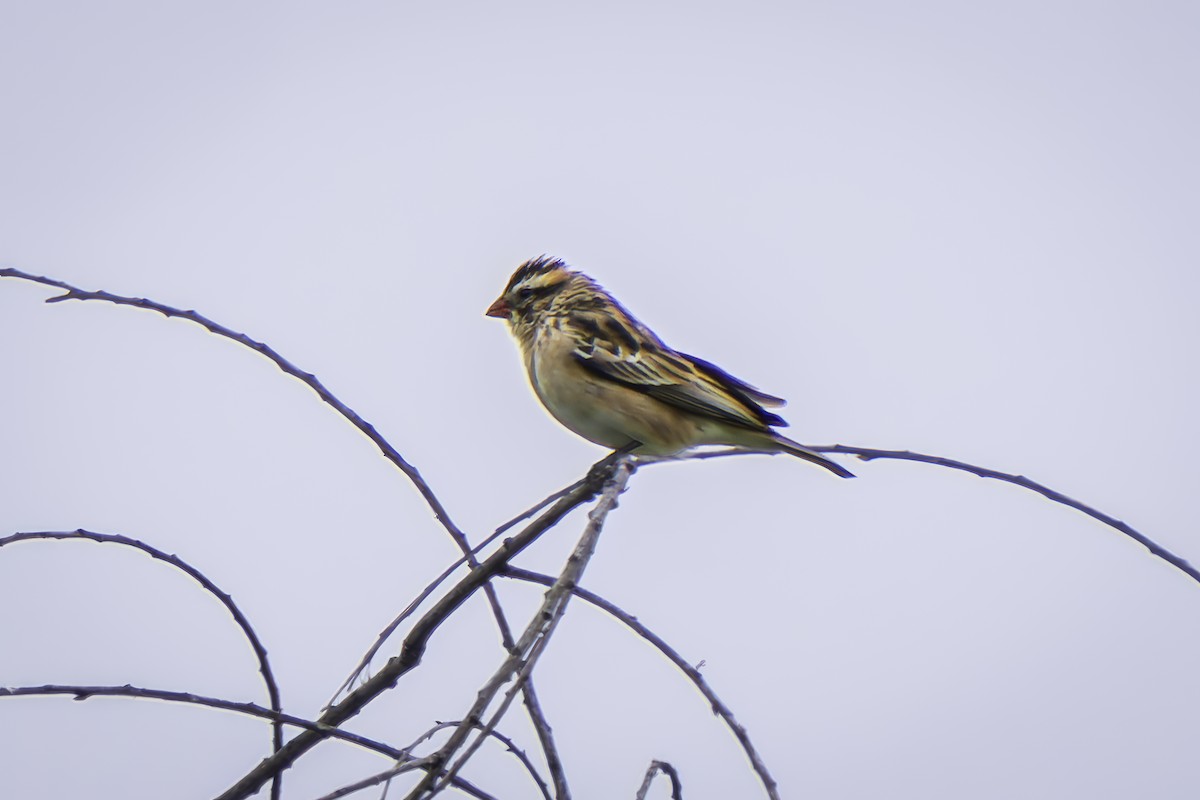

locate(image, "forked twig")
(326, 477), (585, 709)
(635, 760), (683, 800)
(401, 721), (552, 800)
(403, 457), (635, 799)
(213, 456), (626, 800)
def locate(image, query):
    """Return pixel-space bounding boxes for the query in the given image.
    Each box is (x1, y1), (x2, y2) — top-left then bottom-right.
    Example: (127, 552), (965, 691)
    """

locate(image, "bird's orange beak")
(485, 297), (510, 318)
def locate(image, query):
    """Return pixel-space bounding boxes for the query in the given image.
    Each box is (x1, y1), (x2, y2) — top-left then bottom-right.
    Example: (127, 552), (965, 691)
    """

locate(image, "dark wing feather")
(679, 352), (788, 409)
(568, 316), (786, 430)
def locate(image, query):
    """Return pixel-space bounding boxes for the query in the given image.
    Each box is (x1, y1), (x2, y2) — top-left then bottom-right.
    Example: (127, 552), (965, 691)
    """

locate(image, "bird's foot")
(586, 442), (640, 488)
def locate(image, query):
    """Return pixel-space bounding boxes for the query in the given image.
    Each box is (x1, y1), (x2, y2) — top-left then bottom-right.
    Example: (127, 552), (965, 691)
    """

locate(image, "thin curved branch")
(0, 268), (468, 553)
(402, 721), (551, 800)
(214, 455), (627, 800)
(500, 568), (779, 800)
(641, 444), (1193, 584)
(304, 758), (498, 800)
(0, 683), (401, 759)
(0, 529), (284, 793)
(635, 761), (683, 800)
(433, 631), (553, 799)
(307, 757), (436, 800)
(0, 684), (499, 800)
(808, 444), (1199, 585)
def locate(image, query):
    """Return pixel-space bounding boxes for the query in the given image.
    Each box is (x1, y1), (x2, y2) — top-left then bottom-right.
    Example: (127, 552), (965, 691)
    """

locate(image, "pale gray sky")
(2, 2), (1198, 799)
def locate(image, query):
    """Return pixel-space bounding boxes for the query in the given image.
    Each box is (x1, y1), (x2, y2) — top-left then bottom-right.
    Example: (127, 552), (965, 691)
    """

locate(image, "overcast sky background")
(2, 2), (1198, 799)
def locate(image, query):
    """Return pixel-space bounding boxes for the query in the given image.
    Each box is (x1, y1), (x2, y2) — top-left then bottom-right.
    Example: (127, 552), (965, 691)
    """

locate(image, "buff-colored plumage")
(486, 256), (853, 478)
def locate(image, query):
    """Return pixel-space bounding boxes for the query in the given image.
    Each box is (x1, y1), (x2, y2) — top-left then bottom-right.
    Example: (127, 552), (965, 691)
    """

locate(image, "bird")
(485, 256), (853, 478)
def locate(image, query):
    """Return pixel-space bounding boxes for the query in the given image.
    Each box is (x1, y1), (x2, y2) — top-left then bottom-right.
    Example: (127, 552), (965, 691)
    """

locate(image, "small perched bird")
(486, 256), (853, 478)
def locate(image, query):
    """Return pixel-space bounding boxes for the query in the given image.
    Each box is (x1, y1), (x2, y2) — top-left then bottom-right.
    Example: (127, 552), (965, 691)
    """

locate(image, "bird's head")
(486, 255), (580, 323)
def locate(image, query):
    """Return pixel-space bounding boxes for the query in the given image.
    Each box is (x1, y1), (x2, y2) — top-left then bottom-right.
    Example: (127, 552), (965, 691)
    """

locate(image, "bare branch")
(310, 763), (499, 800)
(0, 683), (401, 759)
(323, 480), (591, 799)
(0, 685), (503, 800)
(429, 628), (552, 798)
(641, 444), (1192, 585)
(328, 477), (587, 708)
(306, 757), (436, 800)
(403, 457), (635, 800)
(509, 678), (569, 799)
(635, 761), (683, 800)
(402, 721), (552, 800)
(501, 568), (779, 800)
(0, 268), (467, 556)
(1, 267), (569, 794)
(0, 529), (285, 798)
(213, 455), (628, 800)
(303, 757), (498, 800)
(808, 444), (1199, 584)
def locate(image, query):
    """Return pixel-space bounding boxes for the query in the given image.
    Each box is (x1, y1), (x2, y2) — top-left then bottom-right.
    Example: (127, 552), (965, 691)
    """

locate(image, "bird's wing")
(679, 352), (788, 409)
(567, 313), (786, 430)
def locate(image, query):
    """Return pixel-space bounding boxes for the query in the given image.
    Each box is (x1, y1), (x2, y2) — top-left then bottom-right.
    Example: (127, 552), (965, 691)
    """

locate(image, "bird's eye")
(518, 287), (534, 299)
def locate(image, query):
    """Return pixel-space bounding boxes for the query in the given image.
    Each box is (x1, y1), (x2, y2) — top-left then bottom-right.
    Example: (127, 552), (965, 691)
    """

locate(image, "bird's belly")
(533, 368), (636, 449)
(530, 355), (702, 454)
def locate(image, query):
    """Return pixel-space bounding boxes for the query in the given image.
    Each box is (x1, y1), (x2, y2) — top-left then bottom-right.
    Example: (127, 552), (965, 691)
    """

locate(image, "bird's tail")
(772, 434), (855, 478)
